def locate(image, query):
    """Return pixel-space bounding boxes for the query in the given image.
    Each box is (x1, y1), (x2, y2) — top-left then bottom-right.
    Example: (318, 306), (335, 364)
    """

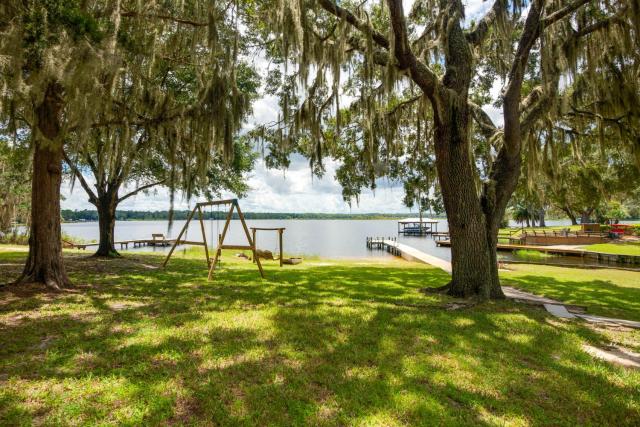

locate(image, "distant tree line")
(60, 209), (417, 222)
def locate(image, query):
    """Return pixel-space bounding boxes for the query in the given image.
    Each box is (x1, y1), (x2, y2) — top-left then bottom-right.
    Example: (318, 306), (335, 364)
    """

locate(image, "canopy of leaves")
(248, 0), (639, 206)
(1, 0), (259, 201)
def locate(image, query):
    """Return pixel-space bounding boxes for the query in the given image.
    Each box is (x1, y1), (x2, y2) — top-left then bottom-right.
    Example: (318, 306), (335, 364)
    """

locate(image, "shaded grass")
(0, 247), (639, 426)
(502, 264), (640, 321)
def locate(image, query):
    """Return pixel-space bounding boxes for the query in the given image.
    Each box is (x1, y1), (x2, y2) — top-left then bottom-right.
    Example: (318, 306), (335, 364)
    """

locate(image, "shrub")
(0, 230), (29, 245)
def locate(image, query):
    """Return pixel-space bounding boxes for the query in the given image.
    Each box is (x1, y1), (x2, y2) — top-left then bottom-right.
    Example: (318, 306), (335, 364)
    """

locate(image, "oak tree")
(253, 0), (639, 298)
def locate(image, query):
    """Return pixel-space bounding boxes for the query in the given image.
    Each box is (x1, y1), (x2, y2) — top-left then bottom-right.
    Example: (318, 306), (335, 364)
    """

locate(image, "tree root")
(420, 281), (452, 294)
(91, 250), (122, 258)
(13, 270), (71, 290)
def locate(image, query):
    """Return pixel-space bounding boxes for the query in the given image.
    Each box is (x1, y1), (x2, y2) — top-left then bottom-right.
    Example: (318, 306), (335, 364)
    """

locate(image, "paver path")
(390, 241), (640, 328)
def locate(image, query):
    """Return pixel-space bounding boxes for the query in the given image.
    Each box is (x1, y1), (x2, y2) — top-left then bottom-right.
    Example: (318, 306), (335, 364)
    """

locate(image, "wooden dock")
(68, 239), (206, 250)
(436, 240), (584, 255)
(366, 237), (452, 272)
(435, 240), (640, 265)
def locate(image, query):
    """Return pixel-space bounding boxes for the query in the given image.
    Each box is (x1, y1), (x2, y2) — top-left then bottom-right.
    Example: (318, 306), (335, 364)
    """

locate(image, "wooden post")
(162, 206), (197, 267)
(197, 206), (211, 268)
(279, 229), (283, 267)
(208, 203), (235, 280)
(164, 199), (265, 280)
(235, 202), (264, 278)
(252, 228), (257, 264)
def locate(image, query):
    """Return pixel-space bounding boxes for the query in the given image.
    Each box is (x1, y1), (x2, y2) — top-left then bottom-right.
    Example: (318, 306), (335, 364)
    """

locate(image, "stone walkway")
(393, 242), (640, 329)
(502, 285), (640, 328)
(393, 243), (640, 368)
(583, 344), (640, 369)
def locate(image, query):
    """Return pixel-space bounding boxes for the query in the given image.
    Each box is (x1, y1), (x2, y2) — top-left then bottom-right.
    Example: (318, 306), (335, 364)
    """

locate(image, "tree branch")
(317, 0), (390, 49)
(484, 0), (545, 224)
(502, 0), (544, 151)
(118, 180), (166, 203)
(574, 9), (626, 38)
(387, 95), (422, 116)
(62, 150), (98, 205)
(469, 102), (498, 138)
(120, 11), (207, 27)
(386, 0), (413, 69)
(542, 0), (590, 26)
(465, 0), (507, 46)
(385, 0), (439, 97)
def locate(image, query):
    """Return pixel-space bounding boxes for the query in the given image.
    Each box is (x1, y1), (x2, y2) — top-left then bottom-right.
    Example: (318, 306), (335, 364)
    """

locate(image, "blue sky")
(62, 0), (498, 213)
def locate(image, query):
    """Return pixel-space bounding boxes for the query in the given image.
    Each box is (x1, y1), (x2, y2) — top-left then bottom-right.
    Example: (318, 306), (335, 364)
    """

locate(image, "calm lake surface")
(61, 218), (575, 261)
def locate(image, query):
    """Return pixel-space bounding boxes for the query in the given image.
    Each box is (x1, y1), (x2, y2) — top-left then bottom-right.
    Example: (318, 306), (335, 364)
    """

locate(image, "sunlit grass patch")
(583, 242), (640, 256)
(513, 249), (554, 260)
(0, 249), (639, 426)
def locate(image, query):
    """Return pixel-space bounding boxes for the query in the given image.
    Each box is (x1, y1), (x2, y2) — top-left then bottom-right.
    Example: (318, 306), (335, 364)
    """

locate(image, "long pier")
(366, 237), (452, 273)
(435, 240), (640, 265)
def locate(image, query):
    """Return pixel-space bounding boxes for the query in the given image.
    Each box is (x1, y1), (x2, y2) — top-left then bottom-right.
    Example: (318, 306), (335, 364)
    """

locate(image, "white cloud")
(464, 0), (494, 24)
(484, 78), (505, 127)
(61, 157), (409, 214)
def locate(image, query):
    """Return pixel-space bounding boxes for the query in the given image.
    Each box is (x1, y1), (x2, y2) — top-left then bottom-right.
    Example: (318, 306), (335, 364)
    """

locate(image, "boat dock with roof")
(397, 218), (439, 235)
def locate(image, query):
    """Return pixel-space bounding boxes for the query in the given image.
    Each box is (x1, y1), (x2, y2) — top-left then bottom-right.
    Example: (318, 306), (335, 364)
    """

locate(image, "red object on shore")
(610, 224), (631, 235)
(609, 224), (633, 237)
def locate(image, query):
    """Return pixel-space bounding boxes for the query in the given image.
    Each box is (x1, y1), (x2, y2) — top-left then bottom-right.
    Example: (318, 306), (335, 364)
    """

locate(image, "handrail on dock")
(366, 236), (401, 255)
(67, 237), (208, 250)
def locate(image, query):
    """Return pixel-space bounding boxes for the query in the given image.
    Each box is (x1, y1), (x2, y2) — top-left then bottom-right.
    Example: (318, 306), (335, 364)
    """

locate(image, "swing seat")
(282, 257), (303, 265)
(256, 249), (274, 260)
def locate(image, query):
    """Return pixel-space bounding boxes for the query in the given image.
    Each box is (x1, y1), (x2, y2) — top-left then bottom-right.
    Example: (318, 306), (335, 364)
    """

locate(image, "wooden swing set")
(162, 199), (264, 279)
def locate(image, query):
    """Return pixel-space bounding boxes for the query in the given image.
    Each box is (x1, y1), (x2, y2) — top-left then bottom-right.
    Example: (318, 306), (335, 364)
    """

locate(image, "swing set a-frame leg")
(164, 199), (264, 281)
(196, 206), (211, 268)
(162, 207), (197, 268)
(208, 201), (235, 280)
(236, 203), (265, 278)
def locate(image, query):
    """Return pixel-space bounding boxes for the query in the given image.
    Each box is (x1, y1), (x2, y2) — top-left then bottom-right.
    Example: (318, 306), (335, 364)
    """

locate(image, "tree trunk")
(94, 193), (119, 257)
(538, 209), (546, 227)
(16, 84), (69, 289)
(562, 207), (578, 225)
(581, 208), (594, 224)
(433, 108), (503, 300)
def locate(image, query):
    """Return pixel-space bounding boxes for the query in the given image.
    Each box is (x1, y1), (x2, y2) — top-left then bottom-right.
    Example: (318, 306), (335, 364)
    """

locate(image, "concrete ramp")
(391, 241), (453, 273)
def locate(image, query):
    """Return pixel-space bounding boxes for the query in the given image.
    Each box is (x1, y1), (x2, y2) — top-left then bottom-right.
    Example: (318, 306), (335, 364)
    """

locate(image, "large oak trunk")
(433, 104), (504, 300)
(17, 84), (69, 288)
(94, 194), (119, 257)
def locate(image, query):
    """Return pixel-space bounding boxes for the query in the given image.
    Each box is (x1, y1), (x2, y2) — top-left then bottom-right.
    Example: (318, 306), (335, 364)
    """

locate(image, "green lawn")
(1, 247), (639, 426)
(502, 264), (640, 321)
(582, 242), (640, 256)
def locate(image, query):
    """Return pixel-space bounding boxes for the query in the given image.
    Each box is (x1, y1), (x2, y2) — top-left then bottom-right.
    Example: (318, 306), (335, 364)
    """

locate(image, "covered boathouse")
(397, 218), (439, 235)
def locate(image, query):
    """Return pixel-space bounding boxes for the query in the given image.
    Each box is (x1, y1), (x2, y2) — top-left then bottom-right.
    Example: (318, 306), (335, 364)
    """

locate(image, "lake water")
(61, 218), (574, 261)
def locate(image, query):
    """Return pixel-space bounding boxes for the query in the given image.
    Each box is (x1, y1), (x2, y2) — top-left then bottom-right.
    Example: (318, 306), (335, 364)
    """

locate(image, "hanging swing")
(250, 227), (286, 267)
(209, 203), (221, 268)
(181, 205), (190, 256)
(163, 199), (264, 279)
